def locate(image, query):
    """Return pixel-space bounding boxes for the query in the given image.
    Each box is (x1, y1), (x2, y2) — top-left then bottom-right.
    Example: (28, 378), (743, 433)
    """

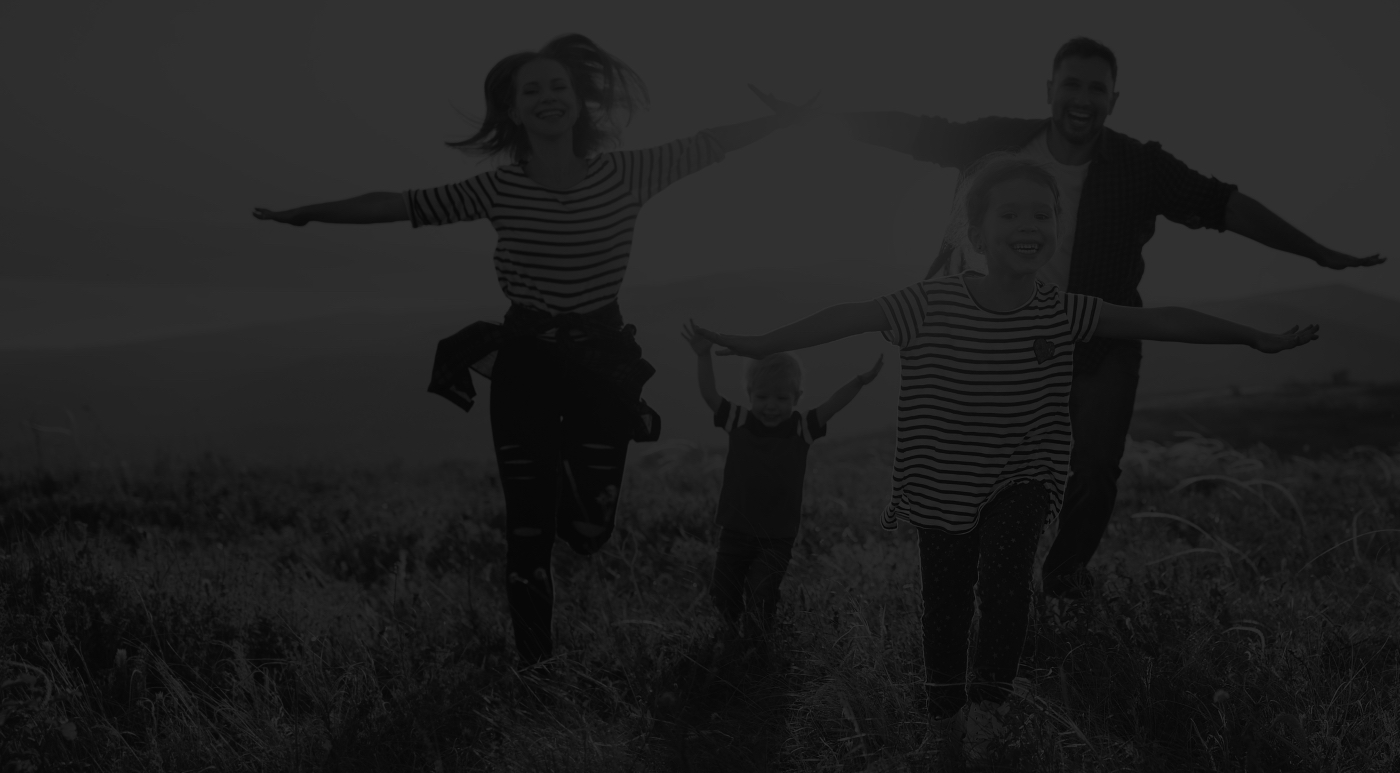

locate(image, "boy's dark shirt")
(714, 399), (827, 539)
(859, 114), (1239, 376)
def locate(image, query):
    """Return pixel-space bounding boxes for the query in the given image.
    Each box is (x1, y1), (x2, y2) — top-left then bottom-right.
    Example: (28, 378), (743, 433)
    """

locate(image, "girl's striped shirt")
(404, 132), (726, 316)
(876, 271), (1102, 533)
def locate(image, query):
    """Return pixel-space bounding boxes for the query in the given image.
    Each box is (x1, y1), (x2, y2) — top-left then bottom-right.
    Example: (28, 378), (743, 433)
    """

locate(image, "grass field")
(2, 426), (1399, 771)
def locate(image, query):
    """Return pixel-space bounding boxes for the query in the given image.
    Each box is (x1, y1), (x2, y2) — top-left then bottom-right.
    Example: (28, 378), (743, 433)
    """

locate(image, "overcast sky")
(3, 0), (1396, 348)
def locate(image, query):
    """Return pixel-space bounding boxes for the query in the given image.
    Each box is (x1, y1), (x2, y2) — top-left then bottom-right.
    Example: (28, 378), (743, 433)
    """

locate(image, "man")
(760, 37), (1386, 599)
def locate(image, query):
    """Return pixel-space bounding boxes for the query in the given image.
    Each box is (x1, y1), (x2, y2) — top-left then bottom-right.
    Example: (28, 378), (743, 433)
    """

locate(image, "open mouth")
(1012, 241), (1042, 255)
(536, 109), (566, 120)
(1066, 108), (1093, 128)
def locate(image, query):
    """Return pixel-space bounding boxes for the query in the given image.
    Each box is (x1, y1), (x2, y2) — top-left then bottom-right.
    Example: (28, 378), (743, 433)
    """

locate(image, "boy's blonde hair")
(746, 352), (803, 397)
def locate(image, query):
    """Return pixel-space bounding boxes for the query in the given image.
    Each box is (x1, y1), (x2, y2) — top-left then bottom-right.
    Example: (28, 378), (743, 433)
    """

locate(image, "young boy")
(682, 321), (882, 652)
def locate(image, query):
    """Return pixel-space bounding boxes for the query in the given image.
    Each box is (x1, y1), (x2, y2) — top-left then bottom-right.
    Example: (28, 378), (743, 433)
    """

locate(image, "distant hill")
(1139, 283), (1400, 400)
(2, 276), (1397, 468)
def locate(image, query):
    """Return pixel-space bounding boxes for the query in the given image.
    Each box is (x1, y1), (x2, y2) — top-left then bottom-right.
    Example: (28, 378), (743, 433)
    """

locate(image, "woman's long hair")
(446, 34), (649, 165)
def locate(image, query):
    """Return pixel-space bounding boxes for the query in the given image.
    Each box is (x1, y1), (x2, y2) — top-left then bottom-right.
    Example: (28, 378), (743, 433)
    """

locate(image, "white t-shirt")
(935, 130), (1090, 292)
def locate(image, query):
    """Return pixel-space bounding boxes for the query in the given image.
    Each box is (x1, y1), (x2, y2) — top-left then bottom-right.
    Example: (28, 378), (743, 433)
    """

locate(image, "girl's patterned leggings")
(918, 480), (1050, 718)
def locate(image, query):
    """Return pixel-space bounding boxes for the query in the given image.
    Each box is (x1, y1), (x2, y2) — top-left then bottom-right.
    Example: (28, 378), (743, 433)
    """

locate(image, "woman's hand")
(857, 354), (885, 385)
(690, 323), (769, 359)
(1251, 324), (1320, 353)
(681, 320), (714, 356)
(252, 207), (311, 226)
(747, 84), (821, 128)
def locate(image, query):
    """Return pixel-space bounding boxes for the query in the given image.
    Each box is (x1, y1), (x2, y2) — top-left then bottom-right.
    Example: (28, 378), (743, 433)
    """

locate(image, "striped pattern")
(876, 272), (1102, 534)
(405, 132), (726, 315)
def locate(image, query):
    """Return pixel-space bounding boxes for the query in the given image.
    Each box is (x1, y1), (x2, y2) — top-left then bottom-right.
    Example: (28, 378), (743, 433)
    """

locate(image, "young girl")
(253, 34), (813, 666)
(694, 155), (1318, 761)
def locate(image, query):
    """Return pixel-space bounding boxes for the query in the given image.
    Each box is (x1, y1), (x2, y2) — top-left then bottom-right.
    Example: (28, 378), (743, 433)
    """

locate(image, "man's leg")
(1042, 343), (1141, 598)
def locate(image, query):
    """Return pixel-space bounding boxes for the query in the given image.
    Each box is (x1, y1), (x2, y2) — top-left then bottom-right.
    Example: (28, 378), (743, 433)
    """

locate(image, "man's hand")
(1312, 247), (1386, 270)
(252, 207), (311, 226)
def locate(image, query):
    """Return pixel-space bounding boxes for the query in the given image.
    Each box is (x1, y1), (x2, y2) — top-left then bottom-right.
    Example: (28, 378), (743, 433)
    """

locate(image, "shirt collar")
(1024, 118), (1121, 163)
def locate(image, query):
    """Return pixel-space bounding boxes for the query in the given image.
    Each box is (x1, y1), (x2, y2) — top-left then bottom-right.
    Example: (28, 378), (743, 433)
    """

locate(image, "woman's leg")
(490, 342), (564, 665)
(918, 526), (982, 719)
(968, 481), (1051, 705)
(555, 360), (635, 556)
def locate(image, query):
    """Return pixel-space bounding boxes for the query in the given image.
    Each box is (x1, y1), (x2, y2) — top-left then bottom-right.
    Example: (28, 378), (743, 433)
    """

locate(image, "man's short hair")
(1053, 37), (1118, 84)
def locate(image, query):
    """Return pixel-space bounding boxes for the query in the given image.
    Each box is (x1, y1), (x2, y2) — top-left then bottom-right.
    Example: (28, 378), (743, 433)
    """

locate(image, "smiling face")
(748, 380), (801, 427)
(1046, 55), (1118, 146)
(510, 57), (580, 141)
(969, 177), (1059, 279)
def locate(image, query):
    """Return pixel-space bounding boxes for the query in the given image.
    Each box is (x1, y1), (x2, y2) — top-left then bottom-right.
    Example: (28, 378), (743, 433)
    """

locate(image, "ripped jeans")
(490, 336), (635, 664)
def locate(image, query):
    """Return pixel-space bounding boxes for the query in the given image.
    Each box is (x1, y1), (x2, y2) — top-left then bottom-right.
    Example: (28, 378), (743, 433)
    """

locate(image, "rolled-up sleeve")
(1146, 141), (1238, 232)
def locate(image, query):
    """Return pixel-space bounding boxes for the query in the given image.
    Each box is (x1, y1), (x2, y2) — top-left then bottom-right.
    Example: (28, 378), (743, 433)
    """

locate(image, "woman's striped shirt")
(404, 132), (726, 316)
(876, 271), (1102, 534)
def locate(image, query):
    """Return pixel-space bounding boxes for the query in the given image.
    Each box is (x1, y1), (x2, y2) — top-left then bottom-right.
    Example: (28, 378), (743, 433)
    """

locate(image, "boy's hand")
(857, 354), (884, 385)
(691, 323), (766, 358)
(681, 320), (714, 356)
(1252, 324), (1320, 353)
(252, 207), (310, 226)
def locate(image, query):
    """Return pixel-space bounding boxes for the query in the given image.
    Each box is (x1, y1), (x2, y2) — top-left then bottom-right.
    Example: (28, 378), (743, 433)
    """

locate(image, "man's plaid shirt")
(903, 116), (1238, 376)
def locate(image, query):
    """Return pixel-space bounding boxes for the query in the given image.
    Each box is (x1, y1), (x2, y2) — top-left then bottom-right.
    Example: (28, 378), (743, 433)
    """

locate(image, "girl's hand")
(747, 84), (821, 128)
(691, 324), (767, 359)
(252, 207), (311, 226)
(681, 320), (714, 356)
(1252, 324), (1320, 353)
(857, 353), (884, 385)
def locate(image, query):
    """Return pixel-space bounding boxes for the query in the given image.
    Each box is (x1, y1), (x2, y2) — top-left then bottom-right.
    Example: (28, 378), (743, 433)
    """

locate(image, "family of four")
(254, 33), (1381, 763)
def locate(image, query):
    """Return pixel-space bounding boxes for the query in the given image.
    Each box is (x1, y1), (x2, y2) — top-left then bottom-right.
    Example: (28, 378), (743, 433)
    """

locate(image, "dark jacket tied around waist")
(426, 301), (661, 441)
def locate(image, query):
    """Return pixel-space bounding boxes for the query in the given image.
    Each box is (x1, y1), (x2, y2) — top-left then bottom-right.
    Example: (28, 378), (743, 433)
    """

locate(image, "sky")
(3, 0), (1397, 349)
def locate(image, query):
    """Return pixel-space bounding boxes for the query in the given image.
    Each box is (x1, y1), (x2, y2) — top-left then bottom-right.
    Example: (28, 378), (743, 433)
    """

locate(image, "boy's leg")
(711, 527), (758, 634)
(1042, 344), (1140, 597)
(968, 481), (1051, 705)
(490, 342), (565, 665)
(918, 526), (981, 719)
(744, 535), (795, 640)
(555, 362), (635, 556)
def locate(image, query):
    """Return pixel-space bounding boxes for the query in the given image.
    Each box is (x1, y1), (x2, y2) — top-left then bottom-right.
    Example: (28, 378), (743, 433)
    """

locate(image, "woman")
(253, 34), (811, 665)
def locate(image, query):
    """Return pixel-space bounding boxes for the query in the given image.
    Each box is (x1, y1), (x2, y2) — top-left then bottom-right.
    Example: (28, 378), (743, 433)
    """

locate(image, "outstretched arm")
(814, 354), (883, 425)
(1224, 191), (1385, 270)
(702, 86), (820, 154)
(252, 192), (409, 226)
(681, 321), (723, 413)
(1095, 304), (1319, 353)
(748, 86), (921, 155)
(694, 300), (890, 359)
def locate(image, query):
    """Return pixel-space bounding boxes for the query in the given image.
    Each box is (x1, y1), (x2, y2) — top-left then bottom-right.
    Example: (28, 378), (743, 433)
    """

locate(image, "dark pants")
(490, 337), (635, 664)
(920, 481), (1050, 718)
(1041, 342), (1141, 597)
(710, 527), (794, 640)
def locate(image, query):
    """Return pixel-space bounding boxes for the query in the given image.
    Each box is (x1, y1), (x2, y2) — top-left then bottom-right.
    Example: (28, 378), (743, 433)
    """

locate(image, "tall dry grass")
(1, 433), (1397, 771)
